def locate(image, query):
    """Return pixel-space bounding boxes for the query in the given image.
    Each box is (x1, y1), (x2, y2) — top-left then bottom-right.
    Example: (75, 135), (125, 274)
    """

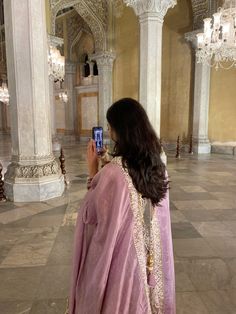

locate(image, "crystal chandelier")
(196, 0), (236, 69)
(48, 45), (65, 81)
(0, 5), (9, 105)
(0, 82), (9, 104)
(123, 0), (137, 5)
(59, 91), (68, 103)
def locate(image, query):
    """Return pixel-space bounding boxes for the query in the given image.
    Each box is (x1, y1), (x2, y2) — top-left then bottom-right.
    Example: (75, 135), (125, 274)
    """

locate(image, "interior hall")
(0, 0), (236, 313)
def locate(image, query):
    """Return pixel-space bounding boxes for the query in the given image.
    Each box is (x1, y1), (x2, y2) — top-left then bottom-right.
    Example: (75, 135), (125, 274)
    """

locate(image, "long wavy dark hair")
(106, 98), (168, 206)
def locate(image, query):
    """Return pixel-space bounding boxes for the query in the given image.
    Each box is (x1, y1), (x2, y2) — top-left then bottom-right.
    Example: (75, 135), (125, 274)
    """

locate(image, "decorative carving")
(50, 0), (108, 51)
(74, 2), (106, 51)
(51, 0), (107, 26)
(69, 26), (93, 60)
(112, 0), (124, 18)
(4, 159), (60, 180)
(66, 11), (93, 55)
(90, 51), (116, 67)
(129, 0), (177, 19)
(11, 154), (54, 162)
(191, 0), (210, 30)
(55, 19), (64, 39)
(50, 0), (61, 7)
(185, 30), (200, 49)
(48, 34), (64, 47)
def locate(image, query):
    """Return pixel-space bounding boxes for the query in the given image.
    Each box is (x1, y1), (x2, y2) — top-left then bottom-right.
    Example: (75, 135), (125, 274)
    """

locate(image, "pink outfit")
(69, 158), (175, 314)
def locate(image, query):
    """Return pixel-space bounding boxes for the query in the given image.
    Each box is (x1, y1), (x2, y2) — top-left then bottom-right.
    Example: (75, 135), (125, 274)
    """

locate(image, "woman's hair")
(106, 98), (168, 206)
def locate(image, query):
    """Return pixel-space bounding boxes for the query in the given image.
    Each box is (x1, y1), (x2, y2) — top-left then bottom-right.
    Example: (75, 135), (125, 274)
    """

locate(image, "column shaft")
(91, 52), (115, 129)
(4, 0), (64, 202)
(130, 0), (177, 136)
(193, 61), (211, 153)
(139, 13), (163, 136)
(64, 62), (76, 136)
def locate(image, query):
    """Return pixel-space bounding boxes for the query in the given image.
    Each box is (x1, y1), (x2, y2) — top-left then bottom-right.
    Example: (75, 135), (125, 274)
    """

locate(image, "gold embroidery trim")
(111, 157), (164, 313)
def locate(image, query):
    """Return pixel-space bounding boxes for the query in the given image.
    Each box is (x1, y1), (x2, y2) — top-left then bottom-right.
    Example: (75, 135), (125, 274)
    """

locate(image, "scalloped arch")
(51, 0), (107, 51)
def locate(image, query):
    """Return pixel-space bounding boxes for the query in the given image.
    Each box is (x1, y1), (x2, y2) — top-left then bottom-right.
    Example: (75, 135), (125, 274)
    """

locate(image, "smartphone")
(92, 126), (103, 154)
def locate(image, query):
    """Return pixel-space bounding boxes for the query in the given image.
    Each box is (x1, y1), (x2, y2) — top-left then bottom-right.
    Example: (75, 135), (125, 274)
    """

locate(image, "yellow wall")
(45, 0), (52, 34)
(161, 0), (193, 142)
(113, 6), (139, 101)
(209, 67), (236, 141)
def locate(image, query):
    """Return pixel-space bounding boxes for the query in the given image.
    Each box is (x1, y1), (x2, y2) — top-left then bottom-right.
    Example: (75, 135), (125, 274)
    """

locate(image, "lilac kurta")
(69, 158), (175, 314)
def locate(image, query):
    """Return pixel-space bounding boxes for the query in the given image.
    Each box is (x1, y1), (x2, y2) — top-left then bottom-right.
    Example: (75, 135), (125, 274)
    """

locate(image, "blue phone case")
(92, 127), (103, 153)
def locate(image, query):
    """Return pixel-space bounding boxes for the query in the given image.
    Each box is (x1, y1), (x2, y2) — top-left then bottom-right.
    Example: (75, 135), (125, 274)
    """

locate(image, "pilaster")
(185, 30), (211, 154)
(90, 51), (116, 129)
(64, 61), (76, 137)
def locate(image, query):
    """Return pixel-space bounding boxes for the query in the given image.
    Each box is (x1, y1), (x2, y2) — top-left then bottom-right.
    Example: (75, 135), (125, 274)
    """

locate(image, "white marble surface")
(92, 52), (115, 129)
(4, 175), (65, 202)
(192, 59), (211, 154)
(4, 0), (64, 202)
(0, 138), (236, 313)
(131, 0), (177, 136)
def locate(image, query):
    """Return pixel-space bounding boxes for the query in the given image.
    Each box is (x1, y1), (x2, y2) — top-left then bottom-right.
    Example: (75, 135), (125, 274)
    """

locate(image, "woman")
(69, 98), (175, 314)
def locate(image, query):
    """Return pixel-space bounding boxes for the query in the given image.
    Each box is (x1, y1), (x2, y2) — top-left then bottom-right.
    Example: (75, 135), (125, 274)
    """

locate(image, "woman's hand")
(87, 139), (99, 178)
(99, 145), (111, 167)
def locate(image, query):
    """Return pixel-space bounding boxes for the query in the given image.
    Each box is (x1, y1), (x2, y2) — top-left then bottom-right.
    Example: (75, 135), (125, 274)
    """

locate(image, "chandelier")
(48, 45), (65, 81)
(59, 91), (68, 103)
(196, 0), (236, 69)
(0, 82), (9, 104)
(123, 0), (137, 5)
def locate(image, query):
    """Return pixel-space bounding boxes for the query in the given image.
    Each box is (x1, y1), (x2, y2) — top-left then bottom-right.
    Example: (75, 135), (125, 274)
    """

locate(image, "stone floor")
(0, 136), (236, 313)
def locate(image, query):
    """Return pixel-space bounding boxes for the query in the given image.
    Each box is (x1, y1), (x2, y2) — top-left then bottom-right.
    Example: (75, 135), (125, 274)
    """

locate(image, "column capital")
(48, 34), (64, 48)
(185, 29), (202, 50)
(128, 0), (176, 20)
(90, 51), (116, 67)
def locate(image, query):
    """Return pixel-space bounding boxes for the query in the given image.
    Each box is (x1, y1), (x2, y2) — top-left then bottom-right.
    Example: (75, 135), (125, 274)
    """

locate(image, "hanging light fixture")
(196, 0), (236, 69)
(48, 45), (65, 81)
(0, 82), (9, 104)
(0, 2), (9, 104)
(123, 0), (137, 5)
(59, 91), (68, 103)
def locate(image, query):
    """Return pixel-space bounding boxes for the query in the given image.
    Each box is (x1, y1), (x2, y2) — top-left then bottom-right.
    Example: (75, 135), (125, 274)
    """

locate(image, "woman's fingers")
(87, 139), (97, 156)
(91, 140), (96, 153)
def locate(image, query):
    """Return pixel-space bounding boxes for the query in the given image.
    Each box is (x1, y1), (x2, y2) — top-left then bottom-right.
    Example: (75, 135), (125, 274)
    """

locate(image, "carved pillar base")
(4, 158), (65, 202)
(193, 139), (211, 154)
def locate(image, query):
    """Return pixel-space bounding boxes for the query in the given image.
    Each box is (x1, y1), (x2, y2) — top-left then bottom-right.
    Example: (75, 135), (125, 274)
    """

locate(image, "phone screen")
(92, 127), (103, 154)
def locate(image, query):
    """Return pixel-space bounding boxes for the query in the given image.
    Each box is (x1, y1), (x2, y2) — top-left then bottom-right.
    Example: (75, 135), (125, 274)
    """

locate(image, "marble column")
(4, 0), (64, 202)
(90, 52), (116, 129)
(130, 0), (176, 136)
(64, 61), (76, 138)
(49, 80), (61, 152)
(185, 31), (211, 154)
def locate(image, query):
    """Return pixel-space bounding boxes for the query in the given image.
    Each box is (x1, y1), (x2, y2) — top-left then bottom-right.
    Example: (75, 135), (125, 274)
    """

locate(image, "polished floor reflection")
(0, 136), (236, 313)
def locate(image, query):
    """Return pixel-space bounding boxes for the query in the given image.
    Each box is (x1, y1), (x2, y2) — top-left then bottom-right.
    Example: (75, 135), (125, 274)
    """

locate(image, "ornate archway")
(191, 0), (217, 30)
(50, 0), (107, 51)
